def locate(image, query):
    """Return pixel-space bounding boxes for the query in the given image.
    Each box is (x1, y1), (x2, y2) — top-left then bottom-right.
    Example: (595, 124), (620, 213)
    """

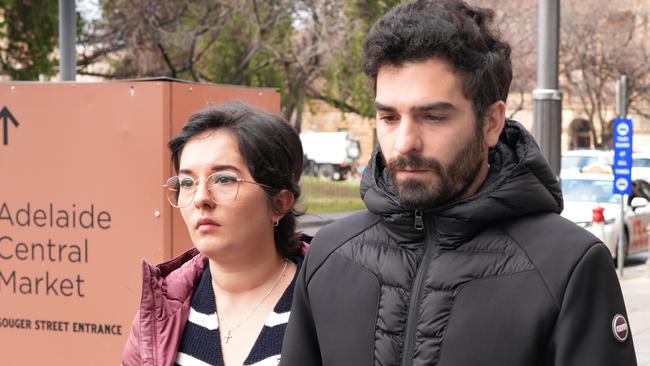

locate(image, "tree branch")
(157, 43), (177, 77)
(307, 88), (363, 115)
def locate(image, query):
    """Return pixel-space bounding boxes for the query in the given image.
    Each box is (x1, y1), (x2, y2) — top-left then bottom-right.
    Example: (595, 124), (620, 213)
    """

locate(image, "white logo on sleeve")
(612, 314), (629, 342)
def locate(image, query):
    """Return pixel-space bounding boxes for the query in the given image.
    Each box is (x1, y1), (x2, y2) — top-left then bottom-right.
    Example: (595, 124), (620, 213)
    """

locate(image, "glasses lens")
(207, 173), (239, 204)
(165, 176), (195, 207)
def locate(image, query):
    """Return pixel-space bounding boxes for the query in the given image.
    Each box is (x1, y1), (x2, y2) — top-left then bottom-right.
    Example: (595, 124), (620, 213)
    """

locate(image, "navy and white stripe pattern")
(174, 258), (300, 366)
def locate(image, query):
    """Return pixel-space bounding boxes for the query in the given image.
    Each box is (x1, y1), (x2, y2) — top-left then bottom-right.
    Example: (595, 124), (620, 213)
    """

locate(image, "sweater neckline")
(174, 256), (302, 366)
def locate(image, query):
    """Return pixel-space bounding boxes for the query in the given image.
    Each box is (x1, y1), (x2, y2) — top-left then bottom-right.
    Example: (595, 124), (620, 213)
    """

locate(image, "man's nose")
(394, 118), (422, 155)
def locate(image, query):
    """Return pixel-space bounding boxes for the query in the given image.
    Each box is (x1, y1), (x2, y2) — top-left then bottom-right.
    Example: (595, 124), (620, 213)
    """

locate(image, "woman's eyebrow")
(177, 165), (242, 175)
(210, 165), (242, 173)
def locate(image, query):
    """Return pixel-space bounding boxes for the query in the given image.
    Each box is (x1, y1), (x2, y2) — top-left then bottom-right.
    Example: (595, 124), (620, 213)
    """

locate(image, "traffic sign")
(612, 118), (633, 195)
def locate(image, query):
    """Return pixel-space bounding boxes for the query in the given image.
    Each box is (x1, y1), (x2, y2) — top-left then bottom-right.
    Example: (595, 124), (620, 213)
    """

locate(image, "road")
(620, 253), (650, 365)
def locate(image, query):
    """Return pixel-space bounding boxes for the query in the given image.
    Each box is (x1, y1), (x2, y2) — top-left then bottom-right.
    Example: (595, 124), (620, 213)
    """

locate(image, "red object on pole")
(592, 206), (605, 223)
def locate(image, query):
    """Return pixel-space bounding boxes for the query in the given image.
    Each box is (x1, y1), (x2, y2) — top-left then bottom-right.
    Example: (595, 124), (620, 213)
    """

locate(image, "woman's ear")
(271, 189), (295, 221)
(483, 100), (506, 148)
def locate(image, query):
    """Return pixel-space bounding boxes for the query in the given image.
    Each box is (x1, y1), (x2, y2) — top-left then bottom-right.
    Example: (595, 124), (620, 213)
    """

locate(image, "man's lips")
(395, 169), (431, 180)
(399, 168), (429, 172)
(397, 168), (431, 176)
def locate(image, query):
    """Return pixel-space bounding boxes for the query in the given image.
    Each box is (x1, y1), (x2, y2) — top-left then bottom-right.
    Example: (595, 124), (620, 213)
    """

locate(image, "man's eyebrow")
(374, 101), (457, 113)
(410, 102), (457, 113)
(374, 101), (397, 112)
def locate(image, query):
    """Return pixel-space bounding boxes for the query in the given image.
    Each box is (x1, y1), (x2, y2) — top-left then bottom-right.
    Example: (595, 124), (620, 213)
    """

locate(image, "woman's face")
(177, 129), (276, 260)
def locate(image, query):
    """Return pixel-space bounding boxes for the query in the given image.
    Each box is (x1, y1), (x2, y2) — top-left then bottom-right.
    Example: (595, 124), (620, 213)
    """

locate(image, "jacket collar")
(139, 243), (311, 319)
(140, 248), (207, 321)
(360, 120), (563, 249)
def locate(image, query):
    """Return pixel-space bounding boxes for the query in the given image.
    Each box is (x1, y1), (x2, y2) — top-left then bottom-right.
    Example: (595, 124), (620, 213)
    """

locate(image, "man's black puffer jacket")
(282, 121), (637, 366)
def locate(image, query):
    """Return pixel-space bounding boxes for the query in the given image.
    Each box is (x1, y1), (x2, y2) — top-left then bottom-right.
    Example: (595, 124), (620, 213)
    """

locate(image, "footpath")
(620, 261), (650, 366)
(297, 211), (360, 236)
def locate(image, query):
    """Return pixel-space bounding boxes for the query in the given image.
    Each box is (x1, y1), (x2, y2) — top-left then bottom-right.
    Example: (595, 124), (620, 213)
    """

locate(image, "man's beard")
(387, 128), (485, 209)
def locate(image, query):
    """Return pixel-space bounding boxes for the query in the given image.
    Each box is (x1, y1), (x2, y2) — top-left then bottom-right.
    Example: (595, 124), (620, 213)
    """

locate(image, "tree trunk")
(293, 90), (305, 133)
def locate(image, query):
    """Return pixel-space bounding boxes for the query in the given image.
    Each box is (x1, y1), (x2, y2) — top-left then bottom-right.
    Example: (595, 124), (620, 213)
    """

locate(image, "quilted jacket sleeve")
(547, 244), (637, 365)
(281, 253), (322, 366)
(121, 310), (142, 366)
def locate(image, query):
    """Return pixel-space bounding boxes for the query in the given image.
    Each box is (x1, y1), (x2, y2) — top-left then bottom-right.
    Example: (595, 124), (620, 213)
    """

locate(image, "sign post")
(612, 117), (632, 276)
(613, 75), (630, 276)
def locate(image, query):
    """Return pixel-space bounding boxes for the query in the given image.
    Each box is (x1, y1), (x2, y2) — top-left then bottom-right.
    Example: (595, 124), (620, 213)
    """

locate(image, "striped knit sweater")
(174, 258), (301, 366)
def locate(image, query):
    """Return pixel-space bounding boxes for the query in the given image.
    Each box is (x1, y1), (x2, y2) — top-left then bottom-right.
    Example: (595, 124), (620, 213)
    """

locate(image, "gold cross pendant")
(224, 329), (232, 344)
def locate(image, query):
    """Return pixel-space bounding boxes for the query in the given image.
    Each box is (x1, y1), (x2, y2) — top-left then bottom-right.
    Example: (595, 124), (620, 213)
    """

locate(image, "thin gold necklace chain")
(218, 259), (289, 343)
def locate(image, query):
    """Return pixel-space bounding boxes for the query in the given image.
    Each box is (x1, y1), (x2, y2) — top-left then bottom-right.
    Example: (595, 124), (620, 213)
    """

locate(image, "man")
(282, 0), (637, 365)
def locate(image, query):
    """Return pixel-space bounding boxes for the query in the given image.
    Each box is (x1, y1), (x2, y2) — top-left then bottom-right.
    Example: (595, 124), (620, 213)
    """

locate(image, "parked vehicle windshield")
(561, 178), (621, 204)
(633, 157), (650, 168)
(562, 156), (610, 171)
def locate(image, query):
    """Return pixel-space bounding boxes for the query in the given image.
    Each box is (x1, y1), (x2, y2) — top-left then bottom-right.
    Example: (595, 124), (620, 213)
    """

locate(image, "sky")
(76, 0), (102, 22)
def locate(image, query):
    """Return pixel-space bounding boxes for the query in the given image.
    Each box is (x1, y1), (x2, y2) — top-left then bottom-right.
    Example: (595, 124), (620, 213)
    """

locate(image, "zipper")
(414, 210), (424, 231)
(401, 210), (433, 365)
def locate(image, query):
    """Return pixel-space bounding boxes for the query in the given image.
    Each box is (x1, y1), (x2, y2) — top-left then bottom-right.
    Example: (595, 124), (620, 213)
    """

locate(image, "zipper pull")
(414, 210), (424, 231)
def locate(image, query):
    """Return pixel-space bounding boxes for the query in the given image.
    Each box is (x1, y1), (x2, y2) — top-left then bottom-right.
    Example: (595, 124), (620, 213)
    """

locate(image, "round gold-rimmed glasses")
(163, 172), (270, 208)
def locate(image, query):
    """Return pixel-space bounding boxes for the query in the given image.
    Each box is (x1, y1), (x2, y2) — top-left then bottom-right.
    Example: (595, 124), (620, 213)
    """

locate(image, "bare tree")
(79, 0), (347, 131)
(79, 0), (237, 80)
(561, 0), (650, 148)
(476, 0), (538, 120)
(268, 0), (347, 130)
(193, 0), (298, 86)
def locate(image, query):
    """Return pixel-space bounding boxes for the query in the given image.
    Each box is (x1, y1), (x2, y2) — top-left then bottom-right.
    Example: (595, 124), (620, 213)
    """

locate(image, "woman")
(122, 102), (307, 366)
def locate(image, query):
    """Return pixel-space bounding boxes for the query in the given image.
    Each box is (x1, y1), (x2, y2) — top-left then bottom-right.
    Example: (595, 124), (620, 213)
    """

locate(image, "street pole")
(533, 0), (562, 176)
(59, 0), (76, 81)
(617, 75), (628, 118)
(617, 75), (628, 276)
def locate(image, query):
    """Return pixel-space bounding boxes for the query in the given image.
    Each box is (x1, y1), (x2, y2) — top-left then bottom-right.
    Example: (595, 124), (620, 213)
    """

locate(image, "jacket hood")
(360, 120), (563, 248)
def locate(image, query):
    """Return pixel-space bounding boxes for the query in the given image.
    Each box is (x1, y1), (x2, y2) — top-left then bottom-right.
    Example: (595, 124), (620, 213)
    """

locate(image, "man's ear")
(271, 189), (295, 221)
(483, 100), (506, 148)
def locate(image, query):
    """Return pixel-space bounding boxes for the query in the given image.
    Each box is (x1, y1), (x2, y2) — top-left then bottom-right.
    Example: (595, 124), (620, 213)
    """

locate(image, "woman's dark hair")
(362, 0), (512, 123)
(168, 101), (304, 257)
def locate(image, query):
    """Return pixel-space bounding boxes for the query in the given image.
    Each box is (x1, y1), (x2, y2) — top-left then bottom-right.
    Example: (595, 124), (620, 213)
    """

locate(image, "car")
(632, 152), (650, 181)
(560, 172), (650, 261)
(561, 149), (613, 174)
(562, 149), (650, 181)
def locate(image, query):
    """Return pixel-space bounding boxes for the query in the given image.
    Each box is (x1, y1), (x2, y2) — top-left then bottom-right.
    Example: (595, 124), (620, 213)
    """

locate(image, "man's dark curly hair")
(362, 0), (512, 122)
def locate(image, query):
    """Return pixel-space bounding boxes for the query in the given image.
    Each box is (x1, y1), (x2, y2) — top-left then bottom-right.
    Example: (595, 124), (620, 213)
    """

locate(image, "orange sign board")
(0, 80), (280, 365)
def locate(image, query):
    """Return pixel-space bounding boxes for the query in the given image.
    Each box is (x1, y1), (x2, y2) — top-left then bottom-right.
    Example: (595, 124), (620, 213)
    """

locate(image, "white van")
(300, 131), (361, 180)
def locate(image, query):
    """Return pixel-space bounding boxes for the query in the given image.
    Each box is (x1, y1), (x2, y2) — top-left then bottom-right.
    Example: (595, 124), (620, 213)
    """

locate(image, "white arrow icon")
(616, 122), (630, 137)
(616, 177), (629, 192)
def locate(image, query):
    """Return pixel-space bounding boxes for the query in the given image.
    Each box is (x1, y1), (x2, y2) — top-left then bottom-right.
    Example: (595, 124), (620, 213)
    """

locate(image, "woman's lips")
(196, 217), (220, 232)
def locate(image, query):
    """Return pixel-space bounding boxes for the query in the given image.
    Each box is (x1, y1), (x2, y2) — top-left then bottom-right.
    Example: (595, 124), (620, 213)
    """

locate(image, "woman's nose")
(193, 180), (216, 208)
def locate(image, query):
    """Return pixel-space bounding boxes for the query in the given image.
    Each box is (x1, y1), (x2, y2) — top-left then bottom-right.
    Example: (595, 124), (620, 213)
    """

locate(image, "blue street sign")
(612, 118), (633, 195)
